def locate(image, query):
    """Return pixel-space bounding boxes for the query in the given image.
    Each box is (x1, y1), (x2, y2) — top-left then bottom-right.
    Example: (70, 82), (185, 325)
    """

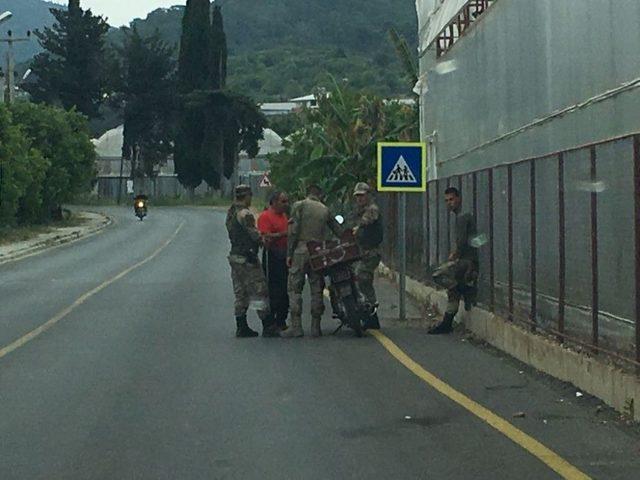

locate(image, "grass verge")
(0, 213), (88, 246)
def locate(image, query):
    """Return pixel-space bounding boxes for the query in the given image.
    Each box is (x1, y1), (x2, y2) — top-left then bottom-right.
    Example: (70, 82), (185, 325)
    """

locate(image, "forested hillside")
(112, 0), (418, 100)
(7, 0), (417, 101)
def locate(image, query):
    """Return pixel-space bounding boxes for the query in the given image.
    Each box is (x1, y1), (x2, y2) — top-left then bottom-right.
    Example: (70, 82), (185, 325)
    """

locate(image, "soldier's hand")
(286, 257), (293, 268)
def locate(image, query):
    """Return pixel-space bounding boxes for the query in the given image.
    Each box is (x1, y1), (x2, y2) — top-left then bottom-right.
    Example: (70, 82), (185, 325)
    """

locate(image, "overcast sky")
(51, 1), (186, 27)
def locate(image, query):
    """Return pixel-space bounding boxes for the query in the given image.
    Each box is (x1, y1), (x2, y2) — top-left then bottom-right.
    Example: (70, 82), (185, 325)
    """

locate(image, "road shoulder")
(0, 211), (112, 266)
(373, 274), (640, 479)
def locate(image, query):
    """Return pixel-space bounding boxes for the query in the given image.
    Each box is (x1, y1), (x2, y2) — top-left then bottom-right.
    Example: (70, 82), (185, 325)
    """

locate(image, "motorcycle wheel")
(342, 295), (364, 337)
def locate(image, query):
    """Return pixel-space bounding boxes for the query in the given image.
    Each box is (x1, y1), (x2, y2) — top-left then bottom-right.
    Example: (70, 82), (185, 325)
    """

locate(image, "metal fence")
(380, 133), (640, 368)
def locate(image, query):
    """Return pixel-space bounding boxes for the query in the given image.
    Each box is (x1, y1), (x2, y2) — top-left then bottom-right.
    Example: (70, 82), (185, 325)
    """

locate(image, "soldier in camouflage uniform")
(282, 185), (342, 338)
(351, 182), (383, 330)
(428, 186), (479, 335)
(226, 185), (278, 338)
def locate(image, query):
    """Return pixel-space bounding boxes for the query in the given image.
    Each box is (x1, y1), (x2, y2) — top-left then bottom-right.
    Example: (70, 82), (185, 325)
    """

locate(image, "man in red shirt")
(258, 191), (290, 330)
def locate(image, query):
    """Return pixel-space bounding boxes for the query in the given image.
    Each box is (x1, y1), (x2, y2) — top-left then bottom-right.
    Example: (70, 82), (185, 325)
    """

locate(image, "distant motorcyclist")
(133, 193), (148, 219)
(351, 182), (383, 330)
(134, 193), (148, 208)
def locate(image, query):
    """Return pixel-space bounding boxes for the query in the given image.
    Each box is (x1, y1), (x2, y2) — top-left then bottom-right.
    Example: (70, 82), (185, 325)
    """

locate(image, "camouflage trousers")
(228, 255), (270, 319)
(354, 251), (381, 306)
(445, 259), (478, 316)
(288, 250), (325, 322)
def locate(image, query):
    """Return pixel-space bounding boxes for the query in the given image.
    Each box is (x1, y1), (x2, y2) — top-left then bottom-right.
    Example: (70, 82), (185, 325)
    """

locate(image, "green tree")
(119, 27), (176, 178)
(0, 106), (48, 225)
(10, 102), (96, 220)
(25, 0), (110, 119)
(174, 0), (211, 192)
(219, 92), (267, 179)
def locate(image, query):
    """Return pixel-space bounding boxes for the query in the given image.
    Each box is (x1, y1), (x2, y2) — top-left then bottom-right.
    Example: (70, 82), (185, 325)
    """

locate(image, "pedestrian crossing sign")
(377, 142), (427, 192)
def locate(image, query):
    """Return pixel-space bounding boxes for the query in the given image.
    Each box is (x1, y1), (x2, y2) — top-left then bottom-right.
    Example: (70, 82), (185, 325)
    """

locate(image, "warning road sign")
(259, 172), (272, 188)
(377, 142), (426, 192)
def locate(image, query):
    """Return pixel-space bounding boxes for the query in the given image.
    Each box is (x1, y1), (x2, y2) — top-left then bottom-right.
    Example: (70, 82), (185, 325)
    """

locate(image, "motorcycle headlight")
(137, 202), (144, 208)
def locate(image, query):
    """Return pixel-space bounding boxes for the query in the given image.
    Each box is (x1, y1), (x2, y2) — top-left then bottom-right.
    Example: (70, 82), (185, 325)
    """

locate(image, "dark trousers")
(262, 248), (290, 327)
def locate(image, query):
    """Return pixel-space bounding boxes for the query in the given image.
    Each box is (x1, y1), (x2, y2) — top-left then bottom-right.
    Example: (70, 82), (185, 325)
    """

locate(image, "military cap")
(234, 184), (253, 197)
(353, 182), (371, 196)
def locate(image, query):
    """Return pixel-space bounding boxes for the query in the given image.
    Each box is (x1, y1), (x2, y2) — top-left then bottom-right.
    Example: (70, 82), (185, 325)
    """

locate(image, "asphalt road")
(1, 207), (639, 479)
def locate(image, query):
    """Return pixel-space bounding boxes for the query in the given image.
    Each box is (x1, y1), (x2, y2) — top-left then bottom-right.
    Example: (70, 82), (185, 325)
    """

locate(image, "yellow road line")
(369, 330), (590, 479)
(0, 222), (184, 360)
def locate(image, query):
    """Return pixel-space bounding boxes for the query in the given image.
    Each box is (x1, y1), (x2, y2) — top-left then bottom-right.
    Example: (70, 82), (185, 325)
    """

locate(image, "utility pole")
(0, 11), (13, 212)
(0, 28), (31, 104)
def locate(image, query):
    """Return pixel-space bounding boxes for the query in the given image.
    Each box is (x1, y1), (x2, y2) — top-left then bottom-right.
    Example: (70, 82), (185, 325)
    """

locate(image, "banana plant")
(269, 80), (417, 208)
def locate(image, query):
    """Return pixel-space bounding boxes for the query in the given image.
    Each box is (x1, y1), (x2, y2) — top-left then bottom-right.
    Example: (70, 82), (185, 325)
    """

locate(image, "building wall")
(402, 0), (640, 362)
(421, 0), (640, 177)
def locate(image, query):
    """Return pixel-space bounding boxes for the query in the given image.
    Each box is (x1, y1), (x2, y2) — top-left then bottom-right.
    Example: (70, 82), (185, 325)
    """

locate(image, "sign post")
(398, 191), (407, 321)
(377, 142), (427, 322)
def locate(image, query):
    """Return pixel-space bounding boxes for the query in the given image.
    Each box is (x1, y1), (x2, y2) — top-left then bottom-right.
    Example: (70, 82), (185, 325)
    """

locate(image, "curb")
(0, 212), (113, 266)
(378, 263), (640, 422)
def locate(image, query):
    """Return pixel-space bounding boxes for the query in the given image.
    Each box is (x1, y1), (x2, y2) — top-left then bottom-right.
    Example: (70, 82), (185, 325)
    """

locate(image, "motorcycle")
(306, 216), (373, 337)
(134, 196), (148, 221)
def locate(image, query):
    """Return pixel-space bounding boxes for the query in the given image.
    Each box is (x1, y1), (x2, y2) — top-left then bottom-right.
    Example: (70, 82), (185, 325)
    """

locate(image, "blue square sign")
(377, 142), (427, 192)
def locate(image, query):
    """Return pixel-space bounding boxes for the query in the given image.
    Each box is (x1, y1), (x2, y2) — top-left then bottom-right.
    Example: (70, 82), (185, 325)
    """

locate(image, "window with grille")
(436, 0), (497, 58)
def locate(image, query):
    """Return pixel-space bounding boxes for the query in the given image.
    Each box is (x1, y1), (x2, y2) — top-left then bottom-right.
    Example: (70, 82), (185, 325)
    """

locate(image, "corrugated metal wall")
(384, 0), (640, 365)
(380, 134), (639, 364)
(420, 0), (640, 177)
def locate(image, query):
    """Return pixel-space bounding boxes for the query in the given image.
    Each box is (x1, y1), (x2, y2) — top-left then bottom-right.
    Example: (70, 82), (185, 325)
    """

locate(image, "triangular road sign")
(259, 172), (272, 188)
(385, 156), (417, 183)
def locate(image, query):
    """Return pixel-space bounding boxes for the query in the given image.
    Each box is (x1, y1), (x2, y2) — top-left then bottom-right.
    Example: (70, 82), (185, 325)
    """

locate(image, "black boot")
(262, 325), (280, 338)
(236, 315), (259, 338)
(274, 312), (288, 331)
(261, 314), (280, 338)
(428, 312), (455, 335)
(463, 286), (478, 312)
(363, 312), (380, 330)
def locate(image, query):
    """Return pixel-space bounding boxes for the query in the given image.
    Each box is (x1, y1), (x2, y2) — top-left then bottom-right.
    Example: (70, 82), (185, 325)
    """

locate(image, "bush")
(11, 102), (97, 216)
(268, 82), (418, 207)
(0, 106), (49, 225)
(0, 102), (96, 226)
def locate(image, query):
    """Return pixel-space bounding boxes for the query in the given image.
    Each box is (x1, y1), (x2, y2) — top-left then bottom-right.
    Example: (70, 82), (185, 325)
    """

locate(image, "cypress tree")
(176, 2), (266, 192)
(174, 0), (211, 192)
(209, 6), (227, 90)
(201, 5), (228, 189)
(25, 0), (109, 119)
(212, 8), (265, 184)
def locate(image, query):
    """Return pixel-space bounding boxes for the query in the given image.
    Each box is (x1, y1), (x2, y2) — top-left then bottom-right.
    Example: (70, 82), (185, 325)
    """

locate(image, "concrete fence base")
(378, 264), (640, 422)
